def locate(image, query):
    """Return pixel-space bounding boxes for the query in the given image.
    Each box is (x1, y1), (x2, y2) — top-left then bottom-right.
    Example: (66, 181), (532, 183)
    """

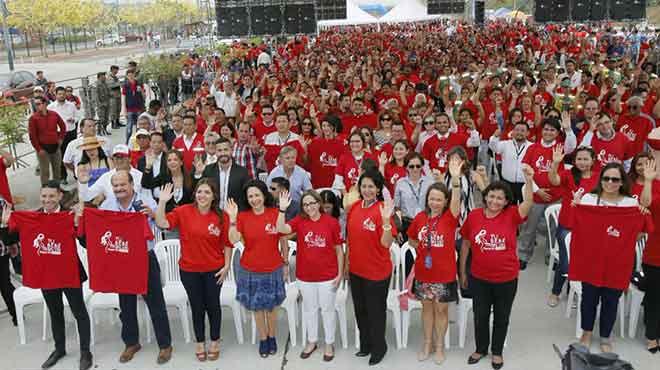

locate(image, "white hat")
(112, 144), (130, 157)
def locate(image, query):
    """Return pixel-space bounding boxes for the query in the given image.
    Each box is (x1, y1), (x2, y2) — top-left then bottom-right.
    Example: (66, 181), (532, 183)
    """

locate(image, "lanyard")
(406, 178), (424, 205)
(513, 141), (527, 160)
(424, 214), (441, 252)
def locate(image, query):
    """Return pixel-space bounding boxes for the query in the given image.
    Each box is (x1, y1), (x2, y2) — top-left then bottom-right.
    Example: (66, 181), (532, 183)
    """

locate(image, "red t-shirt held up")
(82, 208), (153, 295)
(407, 211), (458, 283)
(166, 204), (231, 272)
(568, 205), (653, 290)
(347, 201), (398, 281)
(556, 171), (599, 227)
(9, 211), (81, 289)
(288, 214), (343, 282)
(460, 206), (525, 283)
(237, 208), (284, 273)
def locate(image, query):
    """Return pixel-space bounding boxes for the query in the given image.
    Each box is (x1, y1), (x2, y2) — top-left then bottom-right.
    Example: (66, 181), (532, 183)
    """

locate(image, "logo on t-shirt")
(619, 124), (637, 142)
(607, 225), (621, 238)
(320, 152), (338, 167)
(474, 229), (506, 252)
(100, 231), (129, 254)
(534, 155), (552, 172)
(362, 217), (376, 232)
(265, 223), (278, 234)
(597, 149), (621, 166)
(208, 223), (220, 236)
(390, 172), (401, 185)
(435, 149), (447, 168)
(32, 233), (62, 256)
(418, 226), (445, 248)
(347, 167), (358, 184)
(304, 231), (327, 248)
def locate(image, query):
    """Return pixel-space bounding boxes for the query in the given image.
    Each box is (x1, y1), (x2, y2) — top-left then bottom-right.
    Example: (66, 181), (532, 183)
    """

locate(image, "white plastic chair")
(399, 242), (450, 349)
(544, 204), (561, 283)
(145, 240), (191, 343)
(354, 243), (403, 350)
(219, 241), (244, 344)
(457, 286), (473, 348)
(14, 286), (45, 344)
(250, 240), (299, 346)
(628, 235), (647, 338)
(300, 243), (349, 349)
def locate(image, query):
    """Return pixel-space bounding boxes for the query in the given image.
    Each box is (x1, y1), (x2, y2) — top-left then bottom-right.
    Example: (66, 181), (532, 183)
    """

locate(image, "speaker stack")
(216, 0), (318, 37)
(427, 0), (465, 15)
(534, 0), (645, 22)
(317, 0), (347, 20)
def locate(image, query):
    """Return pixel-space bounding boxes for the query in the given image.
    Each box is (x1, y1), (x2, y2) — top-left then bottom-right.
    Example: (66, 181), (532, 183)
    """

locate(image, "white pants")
(298, 279), (337, 344)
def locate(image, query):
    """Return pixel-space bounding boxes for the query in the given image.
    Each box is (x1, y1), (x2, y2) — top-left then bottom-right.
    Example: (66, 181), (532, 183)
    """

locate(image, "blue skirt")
(236, 264), (286, 311)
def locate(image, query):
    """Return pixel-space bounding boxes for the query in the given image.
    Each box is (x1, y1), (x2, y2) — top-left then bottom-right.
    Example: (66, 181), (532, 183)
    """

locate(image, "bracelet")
(279, 208), (286, 213)
(229, 221), (237, 226)
(382, 224), (392, 231)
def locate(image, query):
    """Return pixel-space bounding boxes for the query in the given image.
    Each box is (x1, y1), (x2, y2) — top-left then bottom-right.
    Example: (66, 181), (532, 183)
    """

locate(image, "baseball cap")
(112, 144), (130, 157)
(136, 128), (150, 137)
(33, 86), (44, 92)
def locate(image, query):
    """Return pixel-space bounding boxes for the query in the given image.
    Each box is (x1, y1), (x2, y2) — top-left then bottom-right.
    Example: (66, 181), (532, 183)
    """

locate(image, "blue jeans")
(126, 111), (140, 144)
(551, 224), (571, 295)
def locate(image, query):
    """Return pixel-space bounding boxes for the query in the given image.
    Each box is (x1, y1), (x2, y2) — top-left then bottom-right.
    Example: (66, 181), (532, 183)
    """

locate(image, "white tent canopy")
(379, 0), (444, 23)
(317, 1), (379, 28)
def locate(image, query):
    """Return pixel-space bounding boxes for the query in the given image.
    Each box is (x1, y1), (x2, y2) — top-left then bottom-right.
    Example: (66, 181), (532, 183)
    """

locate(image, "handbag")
(553, 343), (634, 370)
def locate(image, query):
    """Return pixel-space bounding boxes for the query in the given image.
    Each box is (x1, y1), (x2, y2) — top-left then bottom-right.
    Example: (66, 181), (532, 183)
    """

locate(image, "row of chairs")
(544, 204), (648, 339)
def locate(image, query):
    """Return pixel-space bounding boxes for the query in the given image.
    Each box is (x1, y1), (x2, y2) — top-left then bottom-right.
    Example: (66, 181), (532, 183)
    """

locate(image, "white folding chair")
(354, 243), (402, 350)
(457, 286), (473, 348)
(544, 204), (561, 283)
(629, 235), (647, 338)
(14, 286), (45, 345)
(220, 241), (244, 344)
(145, 240), (191, 343)
(400, 242), (450, 349)
(251, 241), (299, 346)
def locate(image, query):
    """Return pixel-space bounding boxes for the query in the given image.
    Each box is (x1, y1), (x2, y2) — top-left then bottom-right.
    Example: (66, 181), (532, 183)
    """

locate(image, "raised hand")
(643, 158), (658, 181)
(448, 156), (464, 179)
(77, 163), (91, 184)
(560, 110), (571, 130)
(1, 202), (12, 225)
(145, 150), (156, 169)
(193, 155), (206, 176)
(552, 144), (565, 164)
(225, 198), (239, 220)
(378, 151), (389, 167)
(380, 198), (395, 220)
(159, 183), (174, 203)
(279, 190), (292, 211)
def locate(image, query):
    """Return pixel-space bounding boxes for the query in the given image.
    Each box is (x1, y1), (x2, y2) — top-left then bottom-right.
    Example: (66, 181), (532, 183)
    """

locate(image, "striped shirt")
(232, 141), (258, 178)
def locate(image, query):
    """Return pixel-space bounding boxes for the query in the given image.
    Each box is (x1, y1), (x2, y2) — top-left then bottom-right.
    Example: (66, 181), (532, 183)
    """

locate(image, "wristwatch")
(382, 224), (392, 231)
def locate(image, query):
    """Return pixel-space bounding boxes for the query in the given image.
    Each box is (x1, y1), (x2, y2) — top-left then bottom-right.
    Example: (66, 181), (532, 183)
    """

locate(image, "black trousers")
(179, 269), (222, 343)
(0, 255), (16, 320)
(350, 273), (390, 357)
(471, 277), (518, 356)
(643, 264), (660, 340)
(503, 180), (524, 205)
(580, 282), (622, 338)
(61, 129), (77, 180)
(42, 287), (90, 353)
(119, 251), (172, 349)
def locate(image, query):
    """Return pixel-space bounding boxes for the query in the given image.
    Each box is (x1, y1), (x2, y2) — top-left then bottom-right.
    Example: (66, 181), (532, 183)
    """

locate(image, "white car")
(96, 34), (126, 47)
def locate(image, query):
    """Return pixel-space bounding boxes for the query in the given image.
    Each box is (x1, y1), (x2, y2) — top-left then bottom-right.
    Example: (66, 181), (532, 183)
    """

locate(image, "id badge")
(424, 255), (432, 269)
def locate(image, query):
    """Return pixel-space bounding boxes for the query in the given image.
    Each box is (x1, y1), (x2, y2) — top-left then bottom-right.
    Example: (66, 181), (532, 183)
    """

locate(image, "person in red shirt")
(333, 132), (377, 193)
(580, 111), (634, 169)
(154, 180), (232, 362)
(0, 149), (14, 204)
(276, 190), (343, 361)
(262, 112), (305, 171)
(226, 180), (287, 358)
(307, 116), (347, 188)
(421, 113), (479, 172)
(346, 170), (397, 366)
(616, 96), (653, 157)
(172, 115), (205, 172)
(406, 158), (462, 364)
(642, 155), (660, 352)
(379, 140), (409, 195)
(28, 96), (66, 185)
(459, 165), (535, 369)
(252, 105), (277, 142)
(129, 129), (150, 168)
(342, 98), (379, 133)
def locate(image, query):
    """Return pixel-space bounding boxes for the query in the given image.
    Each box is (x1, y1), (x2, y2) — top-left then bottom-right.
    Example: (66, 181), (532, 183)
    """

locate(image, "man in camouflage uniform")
(95, 72), (111, 135)
(108, 65), (123, 129)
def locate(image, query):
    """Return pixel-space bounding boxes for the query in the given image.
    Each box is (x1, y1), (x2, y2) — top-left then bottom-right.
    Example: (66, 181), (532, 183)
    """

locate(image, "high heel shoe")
(434, 344), (446, 365)
(417, 341), (432, 362)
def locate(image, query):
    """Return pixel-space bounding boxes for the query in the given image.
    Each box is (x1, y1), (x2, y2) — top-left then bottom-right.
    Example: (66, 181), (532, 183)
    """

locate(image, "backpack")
(553, 343), (634, 370)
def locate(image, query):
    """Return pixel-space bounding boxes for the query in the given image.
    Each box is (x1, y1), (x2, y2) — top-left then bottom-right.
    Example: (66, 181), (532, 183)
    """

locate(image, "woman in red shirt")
(154, 179), (232, 362)
(276, 190), (343, 361)
(226, 180), (288, 358)
(346, 170), (397, 366)
(379, 140), (409, 195)
(459, 165), (535, 369)
(407, 157), (462, 364)
(333, 132), (377, 192)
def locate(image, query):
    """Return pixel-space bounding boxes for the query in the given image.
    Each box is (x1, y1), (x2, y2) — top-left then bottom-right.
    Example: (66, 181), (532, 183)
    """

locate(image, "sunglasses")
(629, 105), (641, 109)
(302, 121), (312, 125)
(424, 121), (435, 125)
(602, 176), (622, 183)
(407, 164), (422, 169)
(381, 117), (391, 120)
(262, 112), (273, 115)
(204, 141), (217, 145)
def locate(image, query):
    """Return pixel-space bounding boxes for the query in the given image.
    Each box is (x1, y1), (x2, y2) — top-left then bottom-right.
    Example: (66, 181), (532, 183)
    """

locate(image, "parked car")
(96, 34), (126, 47)
(124, 33), (144, 42)
(0, 71), (36, 100)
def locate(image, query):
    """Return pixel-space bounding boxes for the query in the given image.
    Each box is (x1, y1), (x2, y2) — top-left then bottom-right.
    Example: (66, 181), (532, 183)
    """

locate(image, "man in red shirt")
(172, 115), (205, 172)
(130, 129), (150, 168)
(252, 105), (277, 143)
(262, 112), (305, 171)
(28, 96), (66, 186)
(342, 98), (378, 133)
(421, 113), (480, 172)
(581, 112), (634, 169)
(616, 96), (653, 157)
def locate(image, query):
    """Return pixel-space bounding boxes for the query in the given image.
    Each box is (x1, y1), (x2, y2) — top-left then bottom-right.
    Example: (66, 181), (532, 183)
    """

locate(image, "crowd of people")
(1, 18), (660, 370)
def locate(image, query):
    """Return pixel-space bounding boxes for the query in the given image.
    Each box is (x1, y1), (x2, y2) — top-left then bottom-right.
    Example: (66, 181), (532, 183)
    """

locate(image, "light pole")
(1, 0), (14, 71)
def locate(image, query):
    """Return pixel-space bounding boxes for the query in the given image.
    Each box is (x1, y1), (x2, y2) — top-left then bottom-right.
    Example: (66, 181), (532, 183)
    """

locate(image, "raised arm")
(154, 183), (174, 229)
(276, 190), (293, 234)
(548, 144), (564, 187)
(447, 156), (463, 218)
(226, 198), (241, 244)
(518, 164), (536, 218)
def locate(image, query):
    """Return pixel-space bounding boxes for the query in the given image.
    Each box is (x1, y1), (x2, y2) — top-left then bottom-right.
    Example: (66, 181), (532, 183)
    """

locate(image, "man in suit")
(193, 137), (249, 210)
(136, 132), (168, 203)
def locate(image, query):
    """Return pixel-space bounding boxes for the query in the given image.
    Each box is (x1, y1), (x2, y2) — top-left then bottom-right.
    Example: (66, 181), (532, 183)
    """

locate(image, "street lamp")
(0, 0), (14, 71)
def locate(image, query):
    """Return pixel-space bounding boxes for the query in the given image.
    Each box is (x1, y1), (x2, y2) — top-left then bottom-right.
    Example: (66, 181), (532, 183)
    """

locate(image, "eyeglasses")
(407, 164), (422, 169)
(204, 141), (217, 145)
(269, 187), (279, 191)
(362, 133), (371, 137)
(424, 121), (435, 125)
(302, 121), (312, 125)
(629, 105), (641, 109)
(602, 176), (622, 183)
(381, 117), (391, 121)
(302, 201), (318, 208)
(262, 112), (273, 115)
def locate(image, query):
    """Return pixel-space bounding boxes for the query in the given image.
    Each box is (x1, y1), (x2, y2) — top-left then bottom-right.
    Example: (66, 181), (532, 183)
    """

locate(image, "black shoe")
(648, 346), (659, 354)
(79, 351), (93, 370)
(258, 339), (269, 358)
(368, 345), (387, 366)
(42, 350), (66, 369)
(355, 350), (370, 357)
(267, 336), (277, 355)
(11, 316), (17, 327)
(519, 260), (528, 271)
(467, 353), (483, 365)
(492, 361), (504, 369)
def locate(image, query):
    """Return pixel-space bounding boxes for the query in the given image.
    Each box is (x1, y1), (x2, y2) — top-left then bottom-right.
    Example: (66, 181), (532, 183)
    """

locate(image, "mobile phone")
(132, 200), (144, 211)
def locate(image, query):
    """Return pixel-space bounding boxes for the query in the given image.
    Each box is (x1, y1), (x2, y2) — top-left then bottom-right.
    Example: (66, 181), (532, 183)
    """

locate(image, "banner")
(568, 205), (653, 290)
(83, 208), (153, 295)
(9, 211), (80, 289)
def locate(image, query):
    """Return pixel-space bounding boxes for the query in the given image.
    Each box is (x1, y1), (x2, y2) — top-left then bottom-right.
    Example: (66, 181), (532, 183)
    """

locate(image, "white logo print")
(319, 152), (338, 167)
(607, 226), (621, 238)
(304, 231), (327, 248)
(535, 155), (552, 172)
(32, 233), (62, 256)
(390, 172), (401, 185)
(208, 223), (220, 236)
(100, 231), (129, 254)
(435, 149), (447, 168)
(474, 229), (506, 252)
(347, 167), (358, 184)
(597, 149), (621, 166)
(418, 226), (445, 248)
(362, 217), (376, 232)
(265, 223), (278, 234)
(619, 124), (637, 142)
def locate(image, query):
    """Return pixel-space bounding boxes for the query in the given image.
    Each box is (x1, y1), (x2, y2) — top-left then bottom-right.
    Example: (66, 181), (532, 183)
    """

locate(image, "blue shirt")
(266, 165), (312, 219)
(99, 192), (158, 251)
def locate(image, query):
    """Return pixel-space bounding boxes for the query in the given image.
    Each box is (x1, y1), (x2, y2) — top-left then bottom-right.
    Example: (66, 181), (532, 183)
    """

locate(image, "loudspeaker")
(317, 0), (346, 20)
(475, 1), (485, 24)
(250, 6), (266, 35)
(217, 7), (232, 36)
(572, 0), (607, 21)
(264, 5), (283, 35)
(534, 0), (569, 22)
(610, 0), (646, 20)
(428, 0), (450, 14)
(285, 4), (316, 34)
(216, 6), (249, 36)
